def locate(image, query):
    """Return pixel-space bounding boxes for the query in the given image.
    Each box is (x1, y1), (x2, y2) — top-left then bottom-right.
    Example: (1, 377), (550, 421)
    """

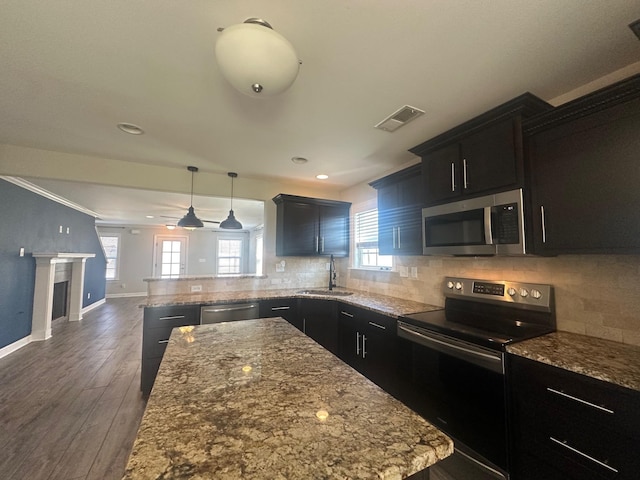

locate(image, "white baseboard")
(0, 335), (33, 359)
(82, 298), (106, 315)
(106, 292), (147, 299)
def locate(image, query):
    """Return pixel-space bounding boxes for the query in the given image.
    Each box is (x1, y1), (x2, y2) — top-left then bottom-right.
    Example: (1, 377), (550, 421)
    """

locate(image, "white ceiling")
(1, 1), (639, 225)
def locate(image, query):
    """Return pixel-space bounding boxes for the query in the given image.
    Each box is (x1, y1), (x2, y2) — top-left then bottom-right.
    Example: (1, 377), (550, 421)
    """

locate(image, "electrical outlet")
(19, 247), (24, 257)
(276, 260), (285, 273)
(59, 225), (63, 233)
(410, 267), (418, 279)
(66, 227), (70, 234)
(190, 285), (203, 293)
(399, 266), (409, 278)
(87, 292), (91, 299)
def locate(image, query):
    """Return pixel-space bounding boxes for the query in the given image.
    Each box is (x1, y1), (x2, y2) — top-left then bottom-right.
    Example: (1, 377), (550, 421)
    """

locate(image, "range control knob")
(455, 281), (463, 291)
(507, 287), (517, 297)
(519, 288), (529, 298)
(447, 281), (455, 289)
(531, 289), (542, 299)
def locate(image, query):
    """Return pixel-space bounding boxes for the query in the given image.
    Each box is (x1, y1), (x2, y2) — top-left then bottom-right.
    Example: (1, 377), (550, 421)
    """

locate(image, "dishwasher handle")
(201, 304), (258, 314)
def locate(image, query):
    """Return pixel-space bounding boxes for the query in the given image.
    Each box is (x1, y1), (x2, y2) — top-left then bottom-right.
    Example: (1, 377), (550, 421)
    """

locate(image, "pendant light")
(177, 166), (204, 229)
(219, 172), (243, 229)
(215, 18), (300, 97)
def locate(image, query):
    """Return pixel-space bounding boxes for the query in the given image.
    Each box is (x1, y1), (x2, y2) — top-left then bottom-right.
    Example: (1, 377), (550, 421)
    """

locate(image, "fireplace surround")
(32, 253), (95, 340)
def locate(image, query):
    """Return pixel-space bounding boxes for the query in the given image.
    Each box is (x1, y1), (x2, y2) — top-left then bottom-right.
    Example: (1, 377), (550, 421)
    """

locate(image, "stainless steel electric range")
(396, 277), (556, 480)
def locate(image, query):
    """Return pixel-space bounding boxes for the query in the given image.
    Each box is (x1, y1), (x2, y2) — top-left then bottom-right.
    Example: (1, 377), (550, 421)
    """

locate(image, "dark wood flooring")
(0, 297), (146, 480)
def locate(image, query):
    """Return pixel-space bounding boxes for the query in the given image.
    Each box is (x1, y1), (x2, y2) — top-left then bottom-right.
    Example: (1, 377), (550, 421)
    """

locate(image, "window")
(354, 209), (392, 269)
(99, 234), (120, 280)
(217, 238), (243, 275)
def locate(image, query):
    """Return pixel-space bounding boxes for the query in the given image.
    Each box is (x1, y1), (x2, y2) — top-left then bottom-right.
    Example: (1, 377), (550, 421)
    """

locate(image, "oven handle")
(397, 322), (504, 374)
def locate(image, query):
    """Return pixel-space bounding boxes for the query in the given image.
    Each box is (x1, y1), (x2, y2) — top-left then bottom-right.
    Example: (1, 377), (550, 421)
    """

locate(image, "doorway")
(153, 235), (188, 278)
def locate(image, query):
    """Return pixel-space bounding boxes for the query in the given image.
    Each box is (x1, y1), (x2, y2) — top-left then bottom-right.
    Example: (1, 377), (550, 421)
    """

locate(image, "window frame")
(352, 206), (393, 271)
(216, 237), (244, 275)
(99, 233), (121, 281)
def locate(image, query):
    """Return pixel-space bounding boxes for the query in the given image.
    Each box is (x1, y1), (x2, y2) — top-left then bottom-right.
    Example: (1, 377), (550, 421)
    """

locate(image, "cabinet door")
(528, 97), (640, 254)
(300, 299), (338, 355)
(360, 314), (398, 394)
(277, 201), (318, 256)
(377, 184), (400, 255)
(422, 143), (461, 205)
(319, 204), (350, 256)
(460, 119), (518, 195)
(337, 309), (365, 370)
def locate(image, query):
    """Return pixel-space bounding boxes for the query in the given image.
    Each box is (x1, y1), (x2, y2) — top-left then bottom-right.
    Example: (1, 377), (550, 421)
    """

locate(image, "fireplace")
(32, 253), (95, 340)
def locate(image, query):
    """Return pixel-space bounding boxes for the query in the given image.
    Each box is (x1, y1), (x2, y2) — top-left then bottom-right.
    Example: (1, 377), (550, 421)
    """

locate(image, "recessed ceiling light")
(291, 156), (308, 164)
(316, 174), (329, 180)
(117, 123), (145, 135)
(145, 215), (154, 218)
(166, 225), (176, 230)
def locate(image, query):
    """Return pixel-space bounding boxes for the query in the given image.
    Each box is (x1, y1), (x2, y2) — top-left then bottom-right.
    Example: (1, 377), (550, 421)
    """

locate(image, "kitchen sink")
(297, 289), (354, 297)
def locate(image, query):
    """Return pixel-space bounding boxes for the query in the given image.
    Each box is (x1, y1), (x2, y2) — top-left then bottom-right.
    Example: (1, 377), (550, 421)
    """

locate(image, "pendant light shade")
(215, 18), (300, 97)
(219, 172), (243, 229)
(177, 166), (204, 229)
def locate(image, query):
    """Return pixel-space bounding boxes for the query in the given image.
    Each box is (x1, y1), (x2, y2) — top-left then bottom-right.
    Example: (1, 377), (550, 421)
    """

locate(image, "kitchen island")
(123, 317), (453, 479)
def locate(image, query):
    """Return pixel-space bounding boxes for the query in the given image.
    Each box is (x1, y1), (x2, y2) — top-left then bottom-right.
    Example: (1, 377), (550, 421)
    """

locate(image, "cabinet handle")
(392, 227), (397, 249)
(315, 236), (319, 252)
(546, 387), (614, 414)
(541, 205), (547, 244)
(368, 321), (386, 330)
(356, 332), (361, 355)
(463, 158), (468, 189)
(321, 236), (325, 253)
(451, 162), (456, 192)
(549, 437), (618, 473)
(362, 335), (367, 358)
(158, 315), (186, 321)
(397, 227), (401, 249)
(340, 311), (354, 318)
(270, 306), (290, 311)
(158, 339), (170, 344)
(302, 318), (306, 334)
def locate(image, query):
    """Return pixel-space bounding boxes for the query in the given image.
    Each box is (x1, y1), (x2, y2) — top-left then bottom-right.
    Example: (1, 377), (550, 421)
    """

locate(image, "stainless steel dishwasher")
(200, 303), (260, 324)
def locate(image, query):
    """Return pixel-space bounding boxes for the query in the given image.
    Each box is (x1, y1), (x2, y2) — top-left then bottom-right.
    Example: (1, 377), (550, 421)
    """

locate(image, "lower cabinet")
(507, 354), (640, 480)
(141, 304), (200, 396)
(299, 298), (339, 355)
(259, 298), (301, 331)
(337, 303), (398, 395)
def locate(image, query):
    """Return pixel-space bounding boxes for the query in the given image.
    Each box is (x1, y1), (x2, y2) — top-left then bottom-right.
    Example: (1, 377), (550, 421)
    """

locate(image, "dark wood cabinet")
(337, 303), (398, 394)
(141, 304), (200, 396)
(259, 298), (301, 331)
(508, 354), (640, 480)
(370, 164), (423, 255)
(299, 298), (339, 355)
(273, 194), (351, 257)
(410, 93), (551, 206)
(524, 74), (640, 255)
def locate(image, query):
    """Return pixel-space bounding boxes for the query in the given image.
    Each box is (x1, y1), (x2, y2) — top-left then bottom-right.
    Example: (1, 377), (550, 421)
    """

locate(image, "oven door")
(396, 321), (509, 477)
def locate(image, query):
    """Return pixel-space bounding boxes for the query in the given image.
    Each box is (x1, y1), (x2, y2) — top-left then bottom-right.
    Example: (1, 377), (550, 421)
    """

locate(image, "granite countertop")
(144, 287), (442, 319)
(507, 331), (640, 392)
(123, 318), (453, 479)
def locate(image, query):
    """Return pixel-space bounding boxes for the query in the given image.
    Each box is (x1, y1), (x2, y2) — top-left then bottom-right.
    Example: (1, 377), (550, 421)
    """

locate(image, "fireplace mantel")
(32, 252), (96, 340)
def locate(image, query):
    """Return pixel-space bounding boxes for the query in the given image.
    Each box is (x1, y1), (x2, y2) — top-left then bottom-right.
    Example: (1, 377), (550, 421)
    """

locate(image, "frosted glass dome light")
(215, 18), (300, 97)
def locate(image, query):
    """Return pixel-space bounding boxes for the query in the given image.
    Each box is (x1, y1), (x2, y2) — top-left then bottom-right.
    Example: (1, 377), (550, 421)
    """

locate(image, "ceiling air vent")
(375, 105), (425, 132)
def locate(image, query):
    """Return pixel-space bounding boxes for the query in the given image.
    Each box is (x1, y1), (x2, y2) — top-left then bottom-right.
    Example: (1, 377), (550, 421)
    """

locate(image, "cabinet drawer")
(142, 326), (174, 359)
(509, 355), (640, 438)
(338, 304), (396, 333)
(143, 305), (200, 329)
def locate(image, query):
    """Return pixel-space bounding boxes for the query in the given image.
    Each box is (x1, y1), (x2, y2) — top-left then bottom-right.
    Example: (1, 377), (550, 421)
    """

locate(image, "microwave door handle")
(484, 207), (494, 245)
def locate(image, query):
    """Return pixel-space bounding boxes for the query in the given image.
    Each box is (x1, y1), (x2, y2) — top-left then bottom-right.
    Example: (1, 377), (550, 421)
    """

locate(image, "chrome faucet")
(329, 254), (337, 291)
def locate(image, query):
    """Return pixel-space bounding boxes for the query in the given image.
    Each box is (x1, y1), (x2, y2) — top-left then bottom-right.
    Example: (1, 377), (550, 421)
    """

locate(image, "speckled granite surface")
(143, 288), (442, 318)
(507, 331), (640, 392)
(123, 318), (453, 479)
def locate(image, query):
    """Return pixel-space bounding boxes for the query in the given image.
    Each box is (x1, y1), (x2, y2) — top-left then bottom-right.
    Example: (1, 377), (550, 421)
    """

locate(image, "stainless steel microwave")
(422, 189), (526, 256)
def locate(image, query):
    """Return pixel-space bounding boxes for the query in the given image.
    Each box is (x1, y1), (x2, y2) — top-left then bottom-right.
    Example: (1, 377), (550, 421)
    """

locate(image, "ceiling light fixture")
(215, 18), (300, 97)
(117, 123), (144, 135)
(219, 172), (243, 229)
(177, 166), (204, 229)
(291, 156), (308, 165)
(316, 174), (329, 180)
(166, 224), (176, 230)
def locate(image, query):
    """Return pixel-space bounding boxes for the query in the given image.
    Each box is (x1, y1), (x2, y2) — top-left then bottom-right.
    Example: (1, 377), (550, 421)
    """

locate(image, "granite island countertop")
(123, 318), (453, 479)
(143, 287), (442, 319)
(507, 331), (640, 392)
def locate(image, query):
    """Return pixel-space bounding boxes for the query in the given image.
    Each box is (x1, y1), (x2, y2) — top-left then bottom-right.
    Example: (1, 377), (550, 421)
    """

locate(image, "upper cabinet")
(523, 74), (640, 255)
(273, 194), (351, 257)
(370, 164), (423, 255)
(410, 93), (552, 206)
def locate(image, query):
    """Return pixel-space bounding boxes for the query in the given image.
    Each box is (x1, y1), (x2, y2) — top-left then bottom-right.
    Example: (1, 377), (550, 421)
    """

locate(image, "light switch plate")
(190, 285), (203, 293)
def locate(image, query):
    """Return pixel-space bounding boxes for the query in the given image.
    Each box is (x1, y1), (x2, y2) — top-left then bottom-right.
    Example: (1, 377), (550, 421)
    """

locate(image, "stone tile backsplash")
(346, 255), (640, 346)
